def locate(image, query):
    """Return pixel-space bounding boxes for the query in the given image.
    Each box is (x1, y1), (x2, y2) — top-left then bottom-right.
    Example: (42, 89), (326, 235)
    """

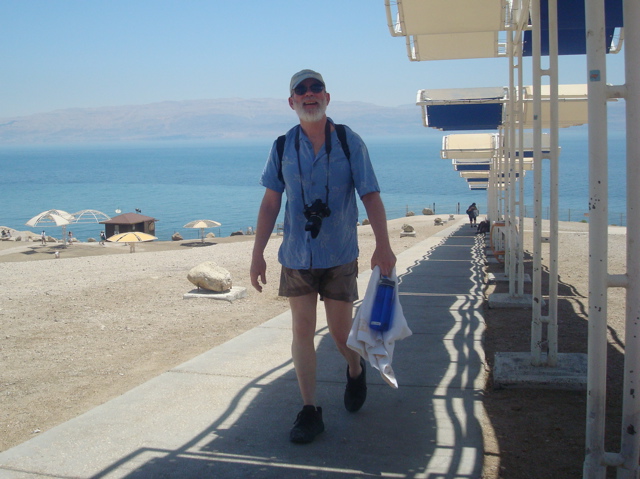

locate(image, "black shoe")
(290, 405), (324, 444)
(344, 357), (367, 412)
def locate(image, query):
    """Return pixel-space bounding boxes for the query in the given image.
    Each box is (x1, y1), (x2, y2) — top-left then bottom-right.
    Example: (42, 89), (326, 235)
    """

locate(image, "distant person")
(41, 230), (46, 245)
(466, 203), (479, 226)
(250, 69), (396, 444)
(100, 231), (106, 246)
(68, 231), (74, 245)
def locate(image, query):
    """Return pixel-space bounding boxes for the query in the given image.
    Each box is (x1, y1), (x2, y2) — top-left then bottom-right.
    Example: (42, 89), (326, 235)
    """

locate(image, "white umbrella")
(26, 210), (74, 227)
(183, 219), (221, 243)
(26, 210), (75, 246)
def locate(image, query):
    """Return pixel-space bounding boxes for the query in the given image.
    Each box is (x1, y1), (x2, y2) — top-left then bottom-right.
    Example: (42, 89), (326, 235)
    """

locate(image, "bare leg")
(289, 293), (319, 406)
(324, 298), (362, 379)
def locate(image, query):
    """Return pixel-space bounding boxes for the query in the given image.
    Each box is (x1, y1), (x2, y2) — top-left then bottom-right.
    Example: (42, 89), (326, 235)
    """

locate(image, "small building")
(99, 212), (158, 237)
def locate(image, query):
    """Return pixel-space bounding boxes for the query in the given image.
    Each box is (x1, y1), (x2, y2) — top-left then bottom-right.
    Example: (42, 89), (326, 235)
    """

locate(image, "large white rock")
(187, 261), (232, 292)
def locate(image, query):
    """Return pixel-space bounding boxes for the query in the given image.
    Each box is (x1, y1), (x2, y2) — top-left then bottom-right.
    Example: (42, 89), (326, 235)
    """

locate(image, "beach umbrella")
(183, 219), (221, 243)
(26, 209), (74, 227)
(107, 231), (157, 253)
(26, 210), (75, 246)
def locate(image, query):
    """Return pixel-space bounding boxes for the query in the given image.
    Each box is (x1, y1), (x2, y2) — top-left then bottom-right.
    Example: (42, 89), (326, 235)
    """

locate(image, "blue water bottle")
(369, 276), (395, 332)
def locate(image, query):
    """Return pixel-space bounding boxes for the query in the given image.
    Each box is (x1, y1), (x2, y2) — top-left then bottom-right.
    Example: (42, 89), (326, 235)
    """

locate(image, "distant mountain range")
(0, 97), (625, 145)
(0, 99), (430, 144)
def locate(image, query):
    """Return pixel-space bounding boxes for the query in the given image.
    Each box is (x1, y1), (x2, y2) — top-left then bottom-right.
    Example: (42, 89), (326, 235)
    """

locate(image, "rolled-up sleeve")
(348, 130), (380, 199)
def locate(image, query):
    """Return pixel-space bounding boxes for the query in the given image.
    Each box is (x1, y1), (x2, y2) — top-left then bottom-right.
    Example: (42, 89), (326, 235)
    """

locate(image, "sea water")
(0, 131), (627, 241)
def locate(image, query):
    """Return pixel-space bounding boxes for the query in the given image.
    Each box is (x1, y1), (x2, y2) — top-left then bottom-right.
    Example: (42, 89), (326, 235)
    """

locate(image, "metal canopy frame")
(583, 0), (637, 477)
(386, 0), (637, 475)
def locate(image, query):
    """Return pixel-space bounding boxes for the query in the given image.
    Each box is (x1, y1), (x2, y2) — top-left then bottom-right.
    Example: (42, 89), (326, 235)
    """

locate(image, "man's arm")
(250, 188), (282, 292)
(361, 191), (396, 277)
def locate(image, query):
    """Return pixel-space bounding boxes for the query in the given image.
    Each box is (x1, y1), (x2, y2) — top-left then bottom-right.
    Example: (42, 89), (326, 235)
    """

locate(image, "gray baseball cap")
(290, 69), (325, 94)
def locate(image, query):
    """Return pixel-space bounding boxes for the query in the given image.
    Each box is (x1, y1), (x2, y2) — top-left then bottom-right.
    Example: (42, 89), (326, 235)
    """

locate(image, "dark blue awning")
(426, 103), (504, 130)
(454, 164), (491, 171)
(522, 0), (623, 56)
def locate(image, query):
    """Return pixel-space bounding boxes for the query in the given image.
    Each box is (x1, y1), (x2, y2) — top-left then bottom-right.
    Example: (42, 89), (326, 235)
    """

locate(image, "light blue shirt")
(260, 119), (380, 269)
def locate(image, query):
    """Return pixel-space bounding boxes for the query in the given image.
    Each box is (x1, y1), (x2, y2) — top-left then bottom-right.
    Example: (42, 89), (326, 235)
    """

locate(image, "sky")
(0, 0), (627, 118)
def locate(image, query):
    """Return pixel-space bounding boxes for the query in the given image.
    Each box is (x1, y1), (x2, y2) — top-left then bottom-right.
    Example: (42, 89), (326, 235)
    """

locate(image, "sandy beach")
(0, 215), (628, 478)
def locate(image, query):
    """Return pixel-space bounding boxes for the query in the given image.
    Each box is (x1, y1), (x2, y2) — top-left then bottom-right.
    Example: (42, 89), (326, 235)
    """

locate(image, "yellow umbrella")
(106, 231), (157, 253)
(183, 219), (221, 243)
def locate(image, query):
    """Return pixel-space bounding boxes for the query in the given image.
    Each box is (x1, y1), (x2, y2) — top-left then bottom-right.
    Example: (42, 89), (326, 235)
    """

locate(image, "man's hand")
(371, 244), (396, 277)
(250, 256), (267, 292)
(250, 188), (282, 293)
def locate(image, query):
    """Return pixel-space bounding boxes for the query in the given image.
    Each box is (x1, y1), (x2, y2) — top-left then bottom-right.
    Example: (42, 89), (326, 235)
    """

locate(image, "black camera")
(303, 199), (331, 239)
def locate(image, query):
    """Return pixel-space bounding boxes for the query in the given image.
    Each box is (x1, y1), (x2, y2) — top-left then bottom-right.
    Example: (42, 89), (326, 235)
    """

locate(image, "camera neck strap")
(294, 119), (332, 207)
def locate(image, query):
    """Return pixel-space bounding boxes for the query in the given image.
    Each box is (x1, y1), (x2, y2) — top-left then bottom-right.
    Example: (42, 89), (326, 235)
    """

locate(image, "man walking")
(250, 70), (396, 444)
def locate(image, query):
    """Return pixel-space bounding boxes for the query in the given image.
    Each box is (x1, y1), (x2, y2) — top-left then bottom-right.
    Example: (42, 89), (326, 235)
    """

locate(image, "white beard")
(292, 97), (328, 123)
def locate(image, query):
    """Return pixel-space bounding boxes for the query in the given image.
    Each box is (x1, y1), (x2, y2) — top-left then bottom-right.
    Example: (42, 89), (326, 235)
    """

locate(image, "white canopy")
(417, 87), (507, 104)
(441, 133), (498, 159)
(521, 84), (591, 128)
(407, 32), (506, 61)
(385, 0), (509, 36)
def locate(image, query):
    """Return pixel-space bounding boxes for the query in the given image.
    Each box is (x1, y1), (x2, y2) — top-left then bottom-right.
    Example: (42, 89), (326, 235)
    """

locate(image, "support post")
(583, 0), (609, 476)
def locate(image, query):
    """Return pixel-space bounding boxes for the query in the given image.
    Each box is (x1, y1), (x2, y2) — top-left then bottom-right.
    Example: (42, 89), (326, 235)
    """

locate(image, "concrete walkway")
(0, 219), (488, 478)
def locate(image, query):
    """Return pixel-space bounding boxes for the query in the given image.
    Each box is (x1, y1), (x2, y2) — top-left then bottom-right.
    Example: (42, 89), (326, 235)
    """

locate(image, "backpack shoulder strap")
(276, 135), (286, 183)
(335, 124), (351, 159)
(276, 134), (286, 162)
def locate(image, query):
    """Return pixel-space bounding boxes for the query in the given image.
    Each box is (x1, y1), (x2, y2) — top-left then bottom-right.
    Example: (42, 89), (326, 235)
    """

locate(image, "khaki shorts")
(279, 260), (358, 302)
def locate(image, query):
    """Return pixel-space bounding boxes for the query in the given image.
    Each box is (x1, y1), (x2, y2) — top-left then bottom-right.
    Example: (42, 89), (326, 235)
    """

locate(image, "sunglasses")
(293, 83), (325, 96)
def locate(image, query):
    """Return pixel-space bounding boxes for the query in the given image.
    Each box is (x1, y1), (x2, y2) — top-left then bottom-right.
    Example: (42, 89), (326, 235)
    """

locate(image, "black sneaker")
(344, 357), (367, 412)
(290, 405), (324, 444)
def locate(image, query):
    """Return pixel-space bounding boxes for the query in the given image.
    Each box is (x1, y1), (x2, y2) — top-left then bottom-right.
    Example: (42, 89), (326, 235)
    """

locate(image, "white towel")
(347, 266), (412, 388)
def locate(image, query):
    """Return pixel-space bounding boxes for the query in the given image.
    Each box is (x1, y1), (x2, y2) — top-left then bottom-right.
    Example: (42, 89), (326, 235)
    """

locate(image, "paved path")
(0, 219), (488, 478)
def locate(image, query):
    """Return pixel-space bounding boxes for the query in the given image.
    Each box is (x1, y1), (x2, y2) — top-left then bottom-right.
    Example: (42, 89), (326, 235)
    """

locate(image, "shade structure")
(453, 163), (491, 171)
(26, 209), (74, 227)
(417, 87), (508, 130)
(451, 159), (491, 169)
(521, 84), (590, 128)
(441, 133), (498, 159)
(26, 209), (75, 247)
(183, 219), (221, 229)
(418, 85), (591, 131)
(183, 219), (222, 243)
(460, 171), (494, 179)
(71, 210), (111, 224)
(107, 232), (157, 243)
(385, 0), (509, 36)
(407, 31), (506, 61)
(107, 231), (157, 253)
(522, 0), (624, 56)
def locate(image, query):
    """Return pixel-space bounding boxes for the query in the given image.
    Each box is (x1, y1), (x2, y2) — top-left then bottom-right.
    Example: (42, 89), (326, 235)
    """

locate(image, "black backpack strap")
(276, 134), (286, 182)
(335, 124), (351, 159)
